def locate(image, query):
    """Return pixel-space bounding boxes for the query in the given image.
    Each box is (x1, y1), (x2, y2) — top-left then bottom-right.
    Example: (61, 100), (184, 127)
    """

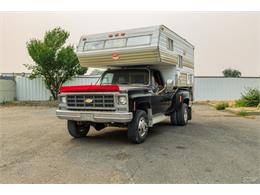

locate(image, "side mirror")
(166, 79), (174, 92)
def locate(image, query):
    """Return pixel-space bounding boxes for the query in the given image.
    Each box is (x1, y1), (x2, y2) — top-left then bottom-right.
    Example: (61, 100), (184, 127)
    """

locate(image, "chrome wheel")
(138, 117), (148, 137)
(184, 107), (188, 122)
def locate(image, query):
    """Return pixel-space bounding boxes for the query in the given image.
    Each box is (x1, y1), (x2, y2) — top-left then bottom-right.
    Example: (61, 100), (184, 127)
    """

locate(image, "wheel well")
(136, 102), (151, 113)
(183, 98), (189, 106)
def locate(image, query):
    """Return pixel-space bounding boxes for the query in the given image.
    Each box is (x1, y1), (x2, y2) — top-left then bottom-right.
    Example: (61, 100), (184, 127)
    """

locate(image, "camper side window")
(127, 35), (151, 47)
(84, 41), (104, 51)
(167, 38), (173, 51)
(178, 55), (183, 68)
(105, 38), (126, 48)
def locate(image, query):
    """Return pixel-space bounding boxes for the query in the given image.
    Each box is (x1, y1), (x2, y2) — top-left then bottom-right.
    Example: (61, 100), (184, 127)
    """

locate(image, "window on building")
(167, 38), (173, 51)
(127, 35), (151, 47)
(178, 55), (183, 68)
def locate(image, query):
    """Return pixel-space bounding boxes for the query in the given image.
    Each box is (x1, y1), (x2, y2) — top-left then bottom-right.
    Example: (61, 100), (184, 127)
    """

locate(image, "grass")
(237, 110), (249, 116)
(215, 102), (229, 110)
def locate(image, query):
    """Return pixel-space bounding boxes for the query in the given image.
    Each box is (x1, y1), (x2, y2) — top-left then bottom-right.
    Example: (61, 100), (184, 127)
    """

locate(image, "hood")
(59, 85), (148, 93)
(59, 85), (119, 93)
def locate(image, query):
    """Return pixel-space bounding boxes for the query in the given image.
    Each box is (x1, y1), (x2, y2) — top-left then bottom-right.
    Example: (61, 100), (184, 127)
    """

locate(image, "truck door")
(151, 70), (172, 114)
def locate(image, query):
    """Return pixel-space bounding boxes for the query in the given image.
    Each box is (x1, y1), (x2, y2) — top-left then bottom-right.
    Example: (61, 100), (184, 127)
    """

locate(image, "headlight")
(118, 96), (127, 105)
(61, 96), (66, 104)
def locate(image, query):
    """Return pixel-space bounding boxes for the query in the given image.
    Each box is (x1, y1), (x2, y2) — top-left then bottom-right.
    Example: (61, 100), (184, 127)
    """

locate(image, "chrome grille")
(67, 94), (114, 109)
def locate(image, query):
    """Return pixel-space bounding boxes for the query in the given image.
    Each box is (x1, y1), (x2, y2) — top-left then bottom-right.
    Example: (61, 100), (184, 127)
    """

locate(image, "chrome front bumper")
(56, 110), (133, 123)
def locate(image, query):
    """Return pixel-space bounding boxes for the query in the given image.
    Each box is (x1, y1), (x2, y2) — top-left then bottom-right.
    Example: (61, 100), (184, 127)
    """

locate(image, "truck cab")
(56, 25), (194, 143)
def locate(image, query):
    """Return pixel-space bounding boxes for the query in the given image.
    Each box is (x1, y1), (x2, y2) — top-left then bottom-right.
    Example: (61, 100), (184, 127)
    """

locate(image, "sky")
(0, 12), (259, 76)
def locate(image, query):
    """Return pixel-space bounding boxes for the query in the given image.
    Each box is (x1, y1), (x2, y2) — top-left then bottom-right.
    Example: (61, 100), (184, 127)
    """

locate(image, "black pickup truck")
(56, 66), (193, 143)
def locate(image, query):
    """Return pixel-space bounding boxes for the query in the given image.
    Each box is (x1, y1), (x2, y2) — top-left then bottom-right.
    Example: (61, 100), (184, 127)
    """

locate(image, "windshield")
(100, 69), (149, 85)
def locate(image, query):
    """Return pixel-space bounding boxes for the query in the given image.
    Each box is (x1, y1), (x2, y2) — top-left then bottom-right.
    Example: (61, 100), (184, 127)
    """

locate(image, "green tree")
(25, 27), (87, 100)
(222, 68), (241, 77)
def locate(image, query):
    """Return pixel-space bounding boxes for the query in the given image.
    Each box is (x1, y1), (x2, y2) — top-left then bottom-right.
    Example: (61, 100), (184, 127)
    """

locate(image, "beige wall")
(0, 12), (259, 76)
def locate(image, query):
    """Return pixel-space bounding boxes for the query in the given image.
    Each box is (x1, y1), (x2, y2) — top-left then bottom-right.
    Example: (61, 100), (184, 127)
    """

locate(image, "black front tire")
(67, 120), (90, 138)
(176, 103), (188, 126)
(128, 110), (149, 144)
(93, 123), (106, 131)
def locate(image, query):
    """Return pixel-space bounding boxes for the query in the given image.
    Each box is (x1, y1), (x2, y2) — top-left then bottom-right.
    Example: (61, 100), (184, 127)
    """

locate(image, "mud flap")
(188, 107), (192, 120)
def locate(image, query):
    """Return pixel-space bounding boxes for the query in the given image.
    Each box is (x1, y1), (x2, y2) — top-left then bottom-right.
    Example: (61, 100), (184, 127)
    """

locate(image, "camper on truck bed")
(56, 25), (194, 144)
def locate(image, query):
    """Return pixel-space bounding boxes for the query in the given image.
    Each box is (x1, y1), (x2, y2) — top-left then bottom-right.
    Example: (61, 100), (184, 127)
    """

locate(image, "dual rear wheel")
(170, 103), (189, 126)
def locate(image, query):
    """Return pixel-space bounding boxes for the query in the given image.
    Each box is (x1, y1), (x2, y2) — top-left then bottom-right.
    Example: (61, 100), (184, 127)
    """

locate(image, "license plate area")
(80, 113), (94, 121)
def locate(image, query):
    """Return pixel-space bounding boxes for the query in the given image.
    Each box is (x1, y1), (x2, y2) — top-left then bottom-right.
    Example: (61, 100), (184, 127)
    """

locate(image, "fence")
(0, 79), (16, 102)
(15, 76), (99, 101)
(6, 76), (260, 101)
(194, 77), (260, 100)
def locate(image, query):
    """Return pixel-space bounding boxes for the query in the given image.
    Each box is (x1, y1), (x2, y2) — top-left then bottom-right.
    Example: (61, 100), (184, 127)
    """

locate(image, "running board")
(151, 114), (169, 126)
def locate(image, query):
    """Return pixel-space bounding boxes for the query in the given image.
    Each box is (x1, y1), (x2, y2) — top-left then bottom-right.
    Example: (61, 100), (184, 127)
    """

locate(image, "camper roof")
(78, 25), (194, 49)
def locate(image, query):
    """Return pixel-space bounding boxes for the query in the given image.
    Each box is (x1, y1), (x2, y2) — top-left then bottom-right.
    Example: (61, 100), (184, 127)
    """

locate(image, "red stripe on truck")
(59, 85), (120, 93)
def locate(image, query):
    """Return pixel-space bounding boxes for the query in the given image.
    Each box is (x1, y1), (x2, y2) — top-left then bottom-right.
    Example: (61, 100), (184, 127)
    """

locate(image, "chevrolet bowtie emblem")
(85, 98), (93, 104)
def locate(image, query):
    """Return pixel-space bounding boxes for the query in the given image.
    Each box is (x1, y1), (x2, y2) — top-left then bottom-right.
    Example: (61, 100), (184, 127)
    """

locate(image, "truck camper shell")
(77, 25), (194, 69)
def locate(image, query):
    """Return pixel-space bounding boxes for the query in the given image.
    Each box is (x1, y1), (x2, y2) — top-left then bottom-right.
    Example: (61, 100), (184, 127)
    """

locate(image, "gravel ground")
(0, 104), (259, 183)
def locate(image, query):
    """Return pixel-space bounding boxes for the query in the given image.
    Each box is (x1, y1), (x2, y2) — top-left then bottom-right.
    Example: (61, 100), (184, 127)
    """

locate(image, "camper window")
(84, 41), (104, 51)
(167, 38), (173, 51)
(105, 38), (126, 49)
(178, 55), (183, 68)
(127, 35), (151, 47)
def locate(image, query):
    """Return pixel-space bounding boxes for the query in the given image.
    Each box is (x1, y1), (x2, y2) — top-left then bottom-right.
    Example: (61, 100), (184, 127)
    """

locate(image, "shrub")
(215, 102), (229, 110)
(237, 110), (248, 116)
(0, 100), (8, 105)
(236, 88), (260, 107)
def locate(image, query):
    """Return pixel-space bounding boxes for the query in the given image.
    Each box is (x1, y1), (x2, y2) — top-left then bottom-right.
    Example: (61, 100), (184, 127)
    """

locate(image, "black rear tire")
(176, 103), (188, 126)
(67, 120), (90, 138)
(170, 111), (178, 125)
(128, 110), (149, 144)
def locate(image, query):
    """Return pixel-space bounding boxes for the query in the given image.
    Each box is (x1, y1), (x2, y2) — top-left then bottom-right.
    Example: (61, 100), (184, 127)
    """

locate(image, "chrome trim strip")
(56, 110), (133, 123)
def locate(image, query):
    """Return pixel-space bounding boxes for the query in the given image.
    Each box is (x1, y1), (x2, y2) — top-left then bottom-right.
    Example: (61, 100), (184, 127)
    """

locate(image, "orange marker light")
(179, 96), (183, 102)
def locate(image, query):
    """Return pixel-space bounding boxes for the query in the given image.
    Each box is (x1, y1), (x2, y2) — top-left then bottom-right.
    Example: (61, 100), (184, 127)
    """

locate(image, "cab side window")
(152, 70), (164, 90)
